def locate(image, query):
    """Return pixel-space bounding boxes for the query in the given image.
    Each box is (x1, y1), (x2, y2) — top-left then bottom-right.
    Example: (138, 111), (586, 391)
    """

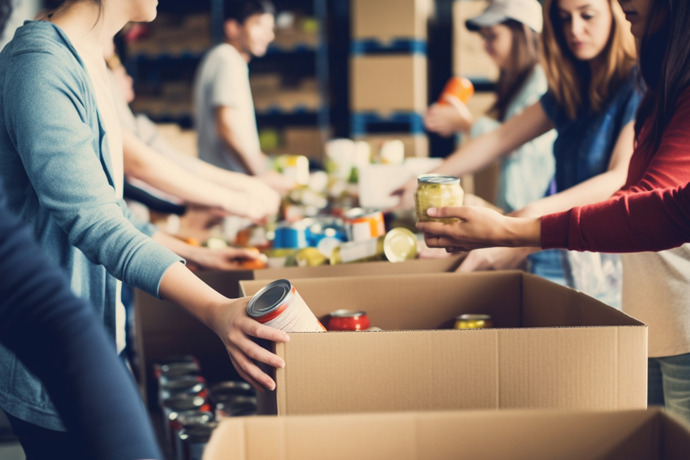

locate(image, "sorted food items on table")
(246, 279), (326, 332)
(415, 175), (464, 224)
(330, 228), (417, 264)
(454, 314), (493, 329)
(295, 247), (328, 266)
(327, 310), (371, 331)
(343, 208), (386, 242)
(275, 154), (310, 186)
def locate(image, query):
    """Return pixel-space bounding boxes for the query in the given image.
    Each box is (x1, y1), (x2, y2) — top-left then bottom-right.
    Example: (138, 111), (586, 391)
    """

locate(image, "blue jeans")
(648, 353), (690, 425)
(527, 249), (567, 286)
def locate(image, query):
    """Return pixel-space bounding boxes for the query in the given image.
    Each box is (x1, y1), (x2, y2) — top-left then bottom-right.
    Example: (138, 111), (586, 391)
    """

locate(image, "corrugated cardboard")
(240, 272), (647, 415)
(352, 0), (433, 43)
(204, 408), (690, 460)
(351, 55), (427, 114)
(134, 257), (464, 406)
(453, 0), (499, 81)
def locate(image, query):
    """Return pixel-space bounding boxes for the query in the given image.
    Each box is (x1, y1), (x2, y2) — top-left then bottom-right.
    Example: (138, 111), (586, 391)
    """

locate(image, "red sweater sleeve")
(542, 184), (690, 252)
(541, 89), (690, 252)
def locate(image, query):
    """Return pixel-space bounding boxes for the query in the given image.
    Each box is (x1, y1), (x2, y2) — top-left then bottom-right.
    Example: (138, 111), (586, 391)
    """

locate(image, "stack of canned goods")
(155, 355), (258, 460)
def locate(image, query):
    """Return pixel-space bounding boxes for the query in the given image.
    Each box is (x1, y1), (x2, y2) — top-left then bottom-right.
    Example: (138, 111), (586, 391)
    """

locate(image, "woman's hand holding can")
(209, 297), (290, 392)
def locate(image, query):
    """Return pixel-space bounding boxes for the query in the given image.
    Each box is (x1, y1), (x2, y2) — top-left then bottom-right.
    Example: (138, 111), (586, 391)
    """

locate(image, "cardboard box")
(240, 272), (647, 415)
(281, 127), (324, 161)
(453, 0), (500, 81)
(356, 134), (429, 158)
(134, 257), (464, 407)
(205, 408), (690, 460)
(352, 0), (433, 43)
(351, 55), (427, 114)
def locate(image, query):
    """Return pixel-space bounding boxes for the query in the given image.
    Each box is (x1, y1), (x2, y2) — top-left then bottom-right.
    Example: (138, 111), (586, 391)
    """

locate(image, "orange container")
(438, 76), (474, 105)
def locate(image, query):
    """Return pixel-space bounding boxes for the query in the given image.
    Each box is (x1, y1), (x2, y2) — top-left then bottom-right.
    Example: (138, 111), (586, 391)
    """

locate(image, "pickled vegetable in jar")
(415, 175), (464, 224)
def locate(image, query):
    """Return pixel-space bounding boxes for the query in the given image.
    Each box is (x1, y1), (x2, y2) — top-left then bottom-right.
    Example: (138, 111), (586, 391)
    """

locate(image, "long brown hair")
(490, 20), (541, 121)
(635, 0), (690, 150)
(541, 0), (637, 119)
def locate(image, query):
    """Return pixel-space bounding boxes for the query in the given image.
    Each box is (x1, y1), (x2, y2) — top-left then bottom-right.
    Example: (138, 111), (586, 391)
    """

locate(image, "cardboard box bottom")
(204, 409), (690, 460)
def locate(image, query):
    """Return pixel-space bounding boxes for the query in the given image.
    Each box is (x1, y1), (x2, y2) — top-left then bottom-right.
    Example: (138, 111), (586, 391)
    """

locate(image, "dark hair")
(490, 20), (540, 121)
(224, 0), (275, 23)
(0, 0), (12, 39)
(44, 0), (103, 12)
(635, 0), (690, 150)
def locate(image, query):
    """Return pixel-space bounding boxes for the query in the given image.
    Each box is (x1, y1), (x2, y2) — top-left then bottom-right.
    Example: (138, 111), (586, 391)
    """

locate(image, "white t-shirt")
(193, 43), (261, 174)
(622, 246), (690, 358)
(78, 48), (127, 354)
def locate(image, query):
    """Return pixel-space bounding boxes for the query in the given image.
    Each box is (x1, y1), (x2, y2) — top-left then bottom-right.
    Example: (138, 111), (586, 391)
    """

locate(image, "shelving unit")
(124, 0), (331, 157)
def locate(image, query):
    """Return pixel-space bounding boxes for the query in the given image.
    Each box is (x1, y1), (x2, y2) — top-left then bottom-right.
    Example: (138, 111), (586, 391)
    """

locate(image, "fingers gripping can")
(247, 279), (326, 332)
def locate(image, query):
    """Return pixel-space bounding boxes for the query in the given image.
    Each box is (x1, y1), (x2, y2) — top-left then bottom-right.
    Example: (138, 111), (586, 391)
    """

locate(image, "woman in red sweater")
(419, 0), (690, 422)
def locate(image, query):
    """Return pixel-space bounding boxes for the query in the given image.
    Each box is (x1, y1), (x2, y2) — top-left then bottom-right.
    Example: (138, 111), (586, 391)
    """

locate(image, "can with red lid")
(247, 279), (326, 332)
(327, 310), (371, 331)
(343, 208), (386, 242)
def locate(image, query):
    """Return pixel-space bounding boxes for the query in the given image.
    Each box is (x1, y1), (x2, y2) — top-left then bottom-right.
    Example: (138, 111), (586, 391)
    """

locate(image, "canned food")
(171, 410), (214, 460)
(158, 376), (207, 409)
(215, 395), (258, 420)
(246, 279), (326, 332)
(415, 175), (464, 224)
(330, 228), (417, 264)
(438, 76), (474, 105)
(157, 361), (202, 385)
(295, 247), (328, 267)
(153, 355), (199, 379)
(344, 208), (386, 242)
(162, 394), (211, 446)
(327, 310), (370, 331)
(454, 314), (493, 329)
(179, 422), (218, 460)
(316, 236), (343, 260)
(275, 154), (310, 186)
(379, 140), (405, 165)
(208, 381), (254, 404)
(274, 222), (309, 249)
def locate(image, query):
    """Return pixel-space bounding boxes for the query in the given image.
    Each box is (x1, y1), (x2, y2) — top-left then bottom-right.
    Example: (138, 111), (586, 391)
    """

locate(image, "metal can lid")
(179, 422), (219, 444)
(176, 410), (214, 427)
(154, 355), (198, 368)
(383, 228), (418, 263)
(160, 361), (200, 378)
(246, 279), (293, 319)
(330, 309), (367, 318)
(209, 381), (253, 395)
(417, 175), (460, 185)
(457, 314), (492, 321)
(163, 394), (207, 413)
(161, 376), (205, 392)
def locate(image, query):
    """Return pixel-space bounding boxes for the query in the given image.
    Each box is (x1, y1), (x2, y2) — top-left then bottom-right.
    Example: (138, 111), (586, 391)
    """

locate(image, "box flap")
(204, 409), (677, 460)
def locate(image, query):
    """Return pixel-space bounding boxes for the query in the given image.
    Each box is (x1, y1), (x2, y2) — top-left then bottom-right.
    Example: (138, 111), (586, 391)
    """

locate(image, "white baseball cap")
(466, 0), (543, 34)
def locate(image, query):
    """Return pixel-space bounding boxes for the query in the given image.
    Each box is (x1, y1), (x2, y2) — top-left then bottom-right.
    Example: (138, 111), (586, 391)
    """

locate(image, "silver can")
(172, 411), (214, 460)
(158, 375), (207, 410)
(179, 422), (218, 460)
(246, 279), (325, 332)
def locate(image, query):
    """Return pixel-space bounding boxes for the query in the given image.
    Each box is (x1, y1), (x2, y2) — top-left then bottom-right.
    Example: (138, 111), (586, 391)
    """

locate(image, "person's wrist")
(504, 217), (541, 247)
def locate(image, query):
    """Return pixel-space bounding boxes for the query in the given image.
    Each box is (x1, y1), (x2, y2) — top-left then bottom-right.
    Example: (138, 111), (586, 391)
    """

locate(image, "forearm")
(124, 132), (252, 215)
(217, 122), (268, 176)
(517, 169), (626, 218)
(194, 158), (262, 192)
(157, 261), (227, 328)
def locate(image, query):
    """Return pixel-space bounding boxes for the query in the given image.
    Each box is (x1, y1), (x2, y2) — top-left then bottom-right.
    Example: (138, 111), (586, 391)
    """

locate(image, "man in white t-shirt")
(194, 0), (276, 177)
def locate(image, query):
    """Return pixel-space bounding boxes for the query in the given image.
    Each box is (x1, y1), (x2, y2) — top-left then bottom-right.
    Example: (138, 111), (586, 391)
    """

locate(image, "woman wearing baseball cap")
(405, 0), (639, 297)
(425, 0), (556, 216)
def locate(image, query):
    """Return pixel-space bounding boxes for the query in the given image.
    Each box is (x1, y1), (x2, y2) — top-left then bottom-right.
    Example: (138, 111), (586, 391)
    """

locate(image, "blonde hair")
(541, 0), (637, 119)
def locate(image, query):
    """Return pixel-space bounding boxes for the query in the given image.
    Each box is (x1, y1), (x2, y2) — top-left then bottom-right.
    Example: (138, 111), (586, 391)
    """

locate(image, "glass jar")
(415, 175), (464, 224)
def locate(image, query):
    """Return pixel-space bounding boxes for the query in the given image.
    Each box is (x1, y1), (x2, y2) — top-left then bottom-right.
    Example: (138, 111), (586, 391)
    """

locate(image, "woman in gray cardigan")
(0, 0), (288, 452)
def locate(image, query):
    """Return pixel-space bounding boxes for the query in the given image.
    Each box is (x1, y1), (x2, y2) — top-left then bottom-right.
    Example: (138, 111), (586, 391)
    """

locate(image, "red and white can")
(327, 310), (371, 331)
(344, 208), (386, 242)
(246, 279), (326, 332)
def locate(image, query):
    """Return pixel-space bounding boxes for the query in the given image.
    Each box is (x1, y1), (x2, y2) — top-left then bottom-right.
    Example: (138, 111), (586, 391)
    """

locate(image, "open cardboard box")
(204, 408), (689, 460)
(240, 272), (647, 415)
(134, 257), (464, 407)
